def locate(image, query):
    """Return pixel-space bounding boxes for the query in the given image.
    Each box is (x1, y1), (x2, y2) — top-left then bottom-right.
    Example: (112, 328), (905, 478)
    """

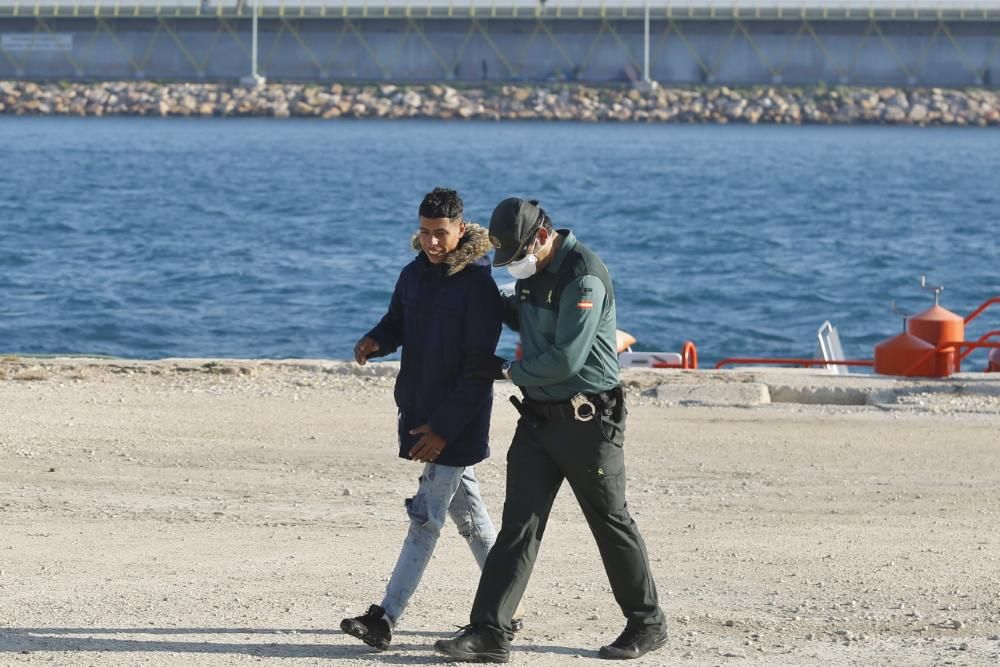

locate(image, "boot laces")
(451, 623), (505, 640)
(611, 624), (644, 648)
(360, 605), (386, 622)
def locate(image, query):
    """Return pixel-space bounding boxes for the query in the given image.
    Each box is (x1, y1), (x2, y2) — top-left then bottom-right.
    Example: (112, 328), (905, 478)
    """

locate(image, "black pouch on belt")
(510, 395), (543, 429)
(610, 385), (626, 422)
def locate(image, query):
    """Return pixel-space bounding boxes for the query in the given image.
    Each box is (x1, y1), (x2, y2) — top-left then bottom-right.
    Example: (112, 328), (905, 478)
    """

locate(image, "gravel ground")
(1, 358), (998, 666)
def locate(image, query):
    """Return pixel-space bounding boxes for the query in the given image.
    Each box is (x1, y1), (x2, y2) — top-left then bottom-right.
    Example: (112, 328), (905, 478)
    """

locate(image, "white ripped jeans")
(380, 462), (497, 622)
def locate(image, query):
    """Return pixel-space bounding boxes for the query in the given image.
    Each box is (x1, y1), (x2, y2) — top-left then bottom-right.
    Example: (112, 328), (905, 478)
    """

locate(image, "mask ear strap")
(526, 226), (544, 254)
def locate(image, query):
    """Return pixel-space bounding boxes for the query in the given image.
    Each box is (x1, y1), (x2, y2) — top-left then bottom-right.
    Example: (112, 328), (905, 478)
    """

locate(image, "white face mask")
(506, 240), (539, 280)
(507, 253), (538, 280)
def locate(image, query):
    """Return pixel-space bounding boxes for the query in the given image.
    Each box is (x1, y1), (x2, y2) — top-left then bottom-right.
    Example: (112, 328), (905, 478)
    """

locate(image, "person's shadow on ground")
(0, 627), (593, 662)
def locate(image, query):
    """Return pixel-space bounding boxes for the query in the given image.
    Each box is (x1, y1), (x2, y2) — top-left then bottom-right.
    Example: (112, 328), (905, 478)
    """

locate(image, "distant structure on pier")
(1, 1), (997, 86)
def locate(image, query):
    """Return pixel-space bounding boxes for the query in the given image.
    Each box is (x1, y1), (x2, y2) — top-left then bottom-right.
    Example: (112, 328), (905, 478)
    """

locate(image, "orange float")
(681, 340), (698, 370)
(906, 304), (963, 376)
(874, 330), (937, 377)
(905, 278), (964, 376)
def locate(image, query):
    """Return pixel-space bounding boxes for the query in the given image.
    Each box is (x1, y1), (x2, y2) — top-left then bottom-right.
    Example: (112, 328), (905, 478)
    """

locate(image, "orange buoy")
(907, 302), (964, 377)
(874, 331), (936, 377)
(681, 340), (698, 370)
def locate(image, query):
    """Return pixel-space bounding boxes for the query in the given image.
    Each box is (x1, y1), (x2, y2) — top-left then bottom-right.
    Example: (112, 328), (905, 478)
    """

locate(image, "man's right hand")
(354, 336), (380, 365)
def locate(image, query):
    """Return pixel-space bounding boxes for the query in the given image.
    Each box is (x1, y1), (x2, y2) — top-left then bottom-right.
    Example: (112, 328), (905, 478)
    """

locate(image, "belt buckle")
(570, 394), (596, 422)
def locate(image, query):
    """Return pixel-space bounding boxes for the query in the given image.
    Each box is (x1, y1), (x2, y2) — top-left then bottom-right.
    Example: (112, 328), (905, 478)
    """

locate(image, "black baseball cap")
(489, 197), (542, 267)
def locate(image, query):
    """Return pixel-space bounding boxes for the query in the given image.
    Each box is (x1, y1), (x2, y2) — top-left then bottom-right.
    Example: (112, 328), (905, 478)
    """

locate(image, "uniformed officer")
(435, 198), (667, 663)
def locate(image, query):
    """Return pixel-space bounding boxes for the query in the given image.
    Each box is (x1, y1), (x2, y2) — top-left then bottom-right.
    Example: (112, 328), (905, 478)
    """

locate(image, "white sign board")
(1, 34), (74, 53)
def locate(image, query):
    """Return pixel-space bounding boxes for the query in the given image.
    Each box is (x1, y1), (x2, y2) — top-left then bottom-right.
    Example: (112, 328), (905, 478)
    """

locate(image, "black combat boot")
(340, 604), (392, 651)
(434, 624), (511, 663)
(598, 623), (668, 660)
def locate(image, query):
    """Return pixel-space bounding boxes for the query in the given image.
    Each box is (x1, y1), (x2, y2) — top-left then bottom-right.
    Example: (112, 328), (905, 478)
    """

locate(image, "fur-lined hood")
(411, 223), (492, 276)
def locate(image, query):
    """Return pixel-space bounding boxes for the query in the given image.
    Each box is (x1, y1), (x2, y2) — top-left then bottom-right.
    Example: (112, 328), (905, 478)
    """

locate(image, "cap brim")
(493, 235), (534, 267)
(492, 246), (520, 267)
(492, 223), (539, 267)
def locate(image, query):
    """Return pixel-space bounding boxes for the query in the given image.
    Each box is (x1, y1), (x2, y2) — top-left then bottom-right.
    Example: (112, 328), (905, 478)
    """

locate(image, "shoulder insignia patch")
(577, 300), (594, 309)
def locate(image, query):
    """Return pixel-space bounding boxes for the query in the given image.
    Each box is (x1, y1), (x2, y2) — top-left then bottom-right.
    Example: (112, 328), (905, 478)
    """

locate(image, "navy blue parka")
(364, 224), (502, 467)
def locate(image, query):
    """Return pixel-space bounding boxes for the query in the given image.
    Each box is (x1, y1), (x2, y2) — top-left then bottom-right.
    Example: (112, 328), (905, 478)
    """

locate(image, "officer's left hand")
(409, 424), (447, 462)
(464, 353), (507, 380)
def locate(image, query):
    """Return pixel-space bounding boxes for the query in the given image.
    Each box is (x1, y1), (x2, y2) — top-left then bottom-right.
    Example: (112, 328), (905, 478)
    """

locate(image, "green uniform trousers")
(470, 399), (664, 636)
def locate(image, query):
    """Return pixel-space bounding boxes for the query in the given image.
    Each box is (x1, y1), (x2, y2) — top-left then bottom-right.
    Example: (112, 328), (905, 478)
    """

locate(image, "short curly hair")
(419, 187), (464, 221)
(528, 199), (553, 232)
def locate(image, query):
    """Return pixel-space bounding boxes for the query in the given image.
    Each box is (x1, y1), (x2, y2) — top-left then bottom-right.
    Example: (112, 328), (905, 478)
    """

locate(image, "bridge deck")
(1, 0), (998, 21)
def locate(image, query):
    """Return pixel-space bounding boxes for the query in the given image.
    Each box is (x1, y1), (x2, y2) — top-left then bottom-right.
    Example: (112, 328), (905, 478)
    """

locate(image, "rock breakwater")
(1, 81), (998, 125)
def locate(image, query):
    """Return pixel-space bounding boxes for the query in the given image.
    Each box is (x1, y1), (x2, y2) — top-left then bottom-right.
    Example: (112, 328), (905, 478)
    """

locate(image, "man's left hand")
(409, 424), (447, 462)
(465, 354), (507, 380)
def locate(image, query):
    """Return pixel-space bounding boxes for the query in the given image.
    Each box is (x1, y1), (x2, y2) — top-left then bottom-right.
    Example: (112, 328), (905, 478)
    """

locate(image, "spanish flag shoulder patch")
(577, 301), (594, 309)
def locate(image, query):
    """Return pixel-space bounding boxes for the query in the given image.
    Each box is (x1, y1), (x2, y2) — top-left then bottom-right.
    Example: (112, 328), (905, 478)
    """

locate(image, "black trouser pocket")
(590, 438), (627, 513)
(599, 410), (626, 447)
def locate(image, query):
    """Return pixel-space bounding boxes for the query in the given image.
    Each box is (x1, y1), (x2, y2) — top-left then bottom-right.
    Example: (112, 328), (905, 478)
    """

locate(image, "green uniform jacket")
(504, 230), (620, 401)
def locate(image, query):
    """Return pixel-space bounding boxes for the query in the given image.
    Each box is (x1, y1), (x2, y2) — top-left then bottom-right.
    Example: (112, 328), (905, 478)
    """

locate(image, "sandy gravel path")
(1, 359), (998, 666)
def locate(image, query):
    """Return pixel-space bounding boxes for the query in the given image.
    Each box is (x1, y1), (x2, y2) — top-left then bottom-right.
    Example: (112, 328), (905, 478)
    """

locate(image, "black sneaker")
(434, 624), (511, 663)
(340, 604), (392, 651)
(597, 624), (668, 660)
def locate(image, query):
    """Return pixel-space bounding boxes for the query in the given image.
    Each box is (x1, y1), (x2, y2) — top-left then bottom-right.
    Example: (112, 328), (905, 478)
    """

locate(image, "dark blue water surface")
(1, 117), (998, 367)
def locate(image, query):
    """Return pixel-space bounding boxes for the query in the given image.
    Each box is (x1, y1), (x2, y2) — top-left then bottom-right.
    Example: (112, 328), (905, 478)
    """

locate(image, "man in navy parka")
(340, 187), (520, 651)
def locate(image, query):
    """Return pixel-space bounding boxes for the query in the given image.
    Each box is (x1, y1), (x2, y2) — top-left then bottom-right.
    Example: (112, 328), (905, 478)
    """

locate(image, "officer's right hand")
(354, 336), (380, 366)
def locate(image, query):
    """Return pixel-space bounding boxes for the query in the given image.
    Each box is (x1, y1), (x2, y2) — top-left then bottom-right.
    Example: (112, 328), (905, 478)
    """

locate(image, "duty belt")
(519, 387), (622, 423)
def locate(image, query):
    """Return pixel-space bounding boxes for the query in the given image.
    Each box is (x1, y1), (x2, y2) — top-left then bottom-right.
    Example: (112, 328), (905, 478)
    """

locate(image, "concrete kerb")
(649, 382), (772, 407)
(621, 368), (1000, 409)
(1, 357), (998, 410)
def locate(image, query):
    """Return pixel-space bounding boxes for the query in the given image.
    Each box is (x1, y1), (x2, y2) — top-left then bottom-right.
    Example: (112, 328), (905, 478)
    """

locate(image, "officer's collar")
(543, 230), (575, 274)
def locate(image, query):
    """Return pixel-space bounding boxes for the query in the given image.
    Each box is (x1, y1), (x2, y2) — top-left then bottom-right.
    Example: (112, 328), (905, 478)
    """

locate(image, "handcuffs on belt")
(570, 393), (597, 422)
(510, 392), (606, 426)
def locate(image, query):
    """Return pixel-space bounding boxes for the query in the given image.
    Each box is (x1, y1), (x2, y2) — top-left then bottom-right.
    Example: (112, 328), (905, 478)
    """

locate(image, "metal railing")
(714, 295), (1000, 375)
(1, 1), (999, 20)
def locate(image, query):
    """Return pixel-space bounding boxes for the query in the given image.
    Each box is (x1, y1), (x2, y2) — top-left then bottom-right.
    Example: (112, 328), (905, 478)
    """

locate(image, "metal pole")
(251, 0), (259, 81)
(643, 0), (650, 84)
